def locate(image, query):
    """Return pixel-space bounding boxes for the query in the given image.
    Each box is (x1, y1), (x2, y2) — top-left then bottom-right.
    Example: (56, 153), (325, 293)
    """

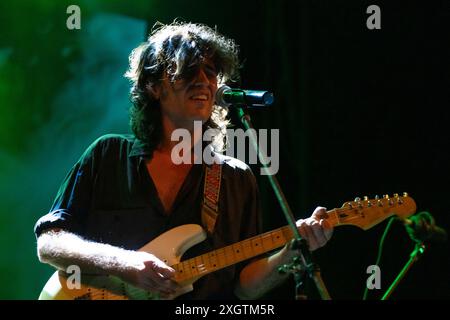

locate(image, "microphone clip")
(403, 212), (447, 243)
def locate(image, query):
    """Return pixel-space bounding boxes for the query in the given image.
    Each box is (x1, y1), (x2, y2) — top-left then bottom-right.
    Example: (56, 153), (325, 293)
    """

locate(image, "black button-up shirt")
(34, 134), (262, 299)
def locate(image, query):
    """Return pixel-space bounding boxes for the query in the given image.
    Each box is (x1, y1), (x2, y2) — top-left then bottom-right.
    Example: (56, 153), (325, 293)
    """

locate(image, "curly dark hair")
(124, 21), (240, 152)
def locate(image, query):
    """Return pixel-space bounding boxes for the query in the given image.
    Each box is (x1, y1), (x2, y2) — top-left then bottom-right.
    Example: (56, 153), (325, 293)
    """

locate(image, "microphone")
(215, 85), (274, 108)
(402, 212), (447, 243)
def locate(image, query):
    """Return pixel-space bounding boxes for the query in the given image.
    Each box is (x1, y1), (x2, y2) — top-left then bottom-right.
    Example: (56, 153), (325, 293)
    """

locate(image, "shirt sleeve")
(33, 139), (99, 238)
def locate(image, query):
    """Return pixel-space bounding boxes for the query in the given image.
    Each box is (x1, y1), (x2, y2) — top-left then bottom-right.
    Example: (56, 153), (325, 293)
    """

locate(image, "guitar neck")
(173, 210), (342, 283)
(173, 190), (419, 284)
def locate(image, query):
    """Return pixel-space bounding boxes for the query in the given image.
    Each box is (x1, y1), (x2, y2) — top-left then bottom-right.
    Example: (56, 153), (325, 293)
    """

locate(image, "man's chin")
(190, 111), (212, 124)
(192, 117), (209, 125)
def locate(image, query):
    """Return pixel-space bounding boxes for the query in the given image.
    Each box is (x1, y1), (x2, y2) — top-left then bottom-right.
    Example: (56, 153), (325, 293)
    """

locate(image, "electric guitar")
(39, 193), (416, 300)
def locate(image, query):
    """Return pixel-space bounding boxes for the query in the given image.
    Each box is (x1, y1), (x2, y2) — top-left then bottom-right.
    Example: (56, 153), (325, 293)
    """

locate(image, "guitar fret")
(195, 256), (206, 274)
(208, 251), (219, 269)
(251, 237), (264, 255)
(232, 243), (245, 261)
(261, 232), (275, 251)
(241, 239), (254, 258)
(201, 253), (211, 272)
(182, 260), (193, 279)
(281, 226), (293, 240)
(217, 248), (227, 268)
(173, 264), (181, 282)
(224, 245), (235, 264)
(189, 257), (199, 277)
(270, 229), (286, 247)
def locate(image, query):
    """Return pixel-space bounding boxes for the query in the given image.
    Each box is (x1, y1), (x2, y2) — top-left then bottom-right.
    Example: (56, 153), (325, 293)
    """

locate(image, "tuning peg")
(363, 196), (368, 201)
(375, 195), (380, 200)
(394, 193), (399, 198)
(403, 192), (408, 197)
(354, 197), (363, 208)
(383, 194), (389, 199)
(378, 199), (383, 206)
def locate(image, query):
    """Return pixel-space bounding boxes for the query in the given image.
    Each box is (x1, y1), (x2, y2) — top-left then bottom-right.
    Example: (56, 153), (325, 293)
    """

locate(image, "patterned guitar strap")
(201, 162), (222, 236)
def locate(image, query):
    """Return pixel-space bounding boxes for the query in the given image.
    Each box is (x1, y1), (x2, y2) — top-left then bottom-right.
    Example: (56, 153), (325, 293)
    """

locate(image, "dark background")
(0, 0), (448, 299)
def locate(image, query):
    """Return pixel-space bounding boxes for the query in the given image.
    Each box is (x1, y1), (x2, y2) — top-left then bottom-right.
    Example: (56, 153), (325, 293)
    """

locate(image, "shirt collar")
(128, 137), (153, 158)
(128, 137), (224, 166)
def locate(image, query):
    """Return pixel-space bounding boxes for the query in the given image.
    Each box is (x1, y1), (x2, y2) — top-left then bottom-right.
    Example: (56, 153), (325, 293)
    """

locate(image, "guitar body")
(39, 224), (207, 300)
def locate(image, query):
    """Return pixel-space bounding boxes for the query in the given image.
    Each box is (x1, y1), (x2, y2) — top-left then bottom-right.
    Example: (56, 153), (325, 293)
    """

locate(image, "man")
(35, 21), (333, 300)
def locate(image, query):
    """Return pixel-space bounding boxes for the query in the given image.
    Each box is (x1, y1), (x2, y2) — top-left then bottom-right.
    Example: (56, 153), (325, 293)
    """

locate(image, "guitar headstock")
(337, 193), (416, 230)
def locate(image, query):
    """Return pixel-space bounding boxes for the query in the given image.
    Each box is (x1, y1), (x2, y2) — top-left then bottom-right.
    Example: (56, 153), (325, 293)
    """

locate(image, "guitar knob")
(375, 195), (380, 200)
(394, 193), (399, 198)
(403, 192), (408, 197)
(354, 197), (361, 202)
(363, 196), (368, 201)
(383, 194), (389, 199)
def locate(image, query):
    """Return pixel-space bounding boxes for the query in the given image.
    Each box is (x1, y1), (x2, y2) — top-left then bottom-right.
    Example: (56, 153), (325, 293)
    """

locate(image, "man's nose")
(193, 68), (210, 86)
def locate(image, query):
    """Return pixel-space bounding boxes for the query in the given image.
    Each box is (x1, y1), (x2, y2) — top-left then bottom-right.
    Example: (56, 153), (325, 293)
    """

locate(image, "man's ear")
(146, 83), (161, 100)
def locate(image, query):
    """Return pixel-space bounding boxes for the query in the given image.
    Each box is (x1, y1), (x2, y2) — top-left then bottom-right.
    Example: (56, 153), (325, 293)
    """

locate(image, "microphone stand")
(381, 241), (426, 300)
(235, 107), (331, 300)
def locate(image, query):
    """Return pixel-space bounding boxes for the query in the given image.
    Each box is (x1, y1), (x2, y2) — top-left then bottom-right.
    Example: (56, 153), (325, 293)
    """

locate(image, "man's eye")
(204, 66), (217, 78)
(185, 67), (198, 77)
(206, 70), (217, 78)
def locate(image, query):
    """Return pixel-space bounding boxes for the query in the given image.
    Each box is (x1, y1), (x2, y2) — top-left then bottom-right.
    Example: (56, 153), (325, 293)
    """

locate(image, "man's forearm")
(37, 230), (138, 277)
(235, 245), (295, 299)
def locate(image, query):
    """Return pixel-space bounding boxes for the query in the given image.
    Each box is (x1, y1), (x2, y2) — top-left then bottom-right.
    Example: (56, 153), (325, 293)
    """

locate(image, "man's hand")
(119, 251), (180, 297)
(296, 206), (333, 251)
(236, 206), (334, 299)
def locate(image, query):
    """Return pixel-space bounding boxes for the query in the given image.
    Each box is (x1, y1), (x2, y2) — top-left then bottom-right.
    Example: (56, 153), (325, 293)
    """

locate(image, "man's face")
(154, 59), (218, 130)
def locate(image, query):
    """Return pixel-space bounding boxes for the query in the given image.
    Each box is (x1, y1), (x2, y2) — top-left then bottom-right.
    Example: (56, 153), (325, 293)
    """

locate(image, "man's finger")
(310, 219), (327, 247)
(312, 207), (328, 220)
(320, 219), (333, 240)
(145, 259), (176, 279)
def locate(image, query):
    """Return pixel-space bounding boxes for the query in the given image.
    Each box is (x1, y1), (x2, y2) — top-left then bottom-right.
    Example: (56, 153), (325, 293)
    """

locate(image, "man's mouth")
(190, 94), (208, 101)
